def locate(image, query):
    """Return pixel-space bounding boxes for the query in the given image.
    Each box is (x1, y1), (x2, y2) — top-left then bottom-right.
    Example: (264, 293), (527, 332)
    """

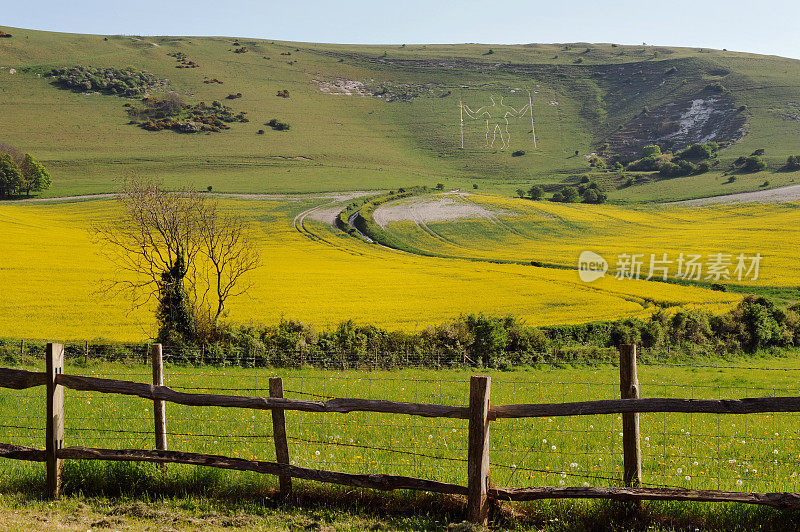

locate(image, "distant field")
(0, 196), (740, 341)
(373, 193), (800, 288)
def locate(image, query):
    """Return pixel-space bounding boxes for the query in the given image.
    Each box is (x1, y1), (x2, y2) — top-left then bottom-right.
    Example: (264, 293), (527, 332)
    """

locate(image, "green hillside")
(1, 26), (800, 199)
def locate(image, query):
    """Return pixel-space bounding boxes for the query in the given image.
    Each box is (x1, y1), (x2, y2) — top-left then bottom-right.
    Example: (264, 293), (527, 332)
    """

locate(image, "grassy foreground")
(3, 354), (800, 530)
(2, 484), (800, 531)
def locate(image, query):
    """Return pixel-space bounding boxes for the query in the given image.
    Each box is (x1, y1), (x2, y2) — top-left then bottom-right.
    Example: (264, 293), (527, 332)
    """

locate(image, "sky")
(4, 0), (800, 59)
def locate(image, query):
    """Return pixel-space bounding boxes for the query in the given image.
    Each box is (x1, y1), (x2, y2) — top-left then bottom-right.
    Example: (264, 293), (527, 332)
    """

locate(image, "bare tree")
(197, 202), (259, 327)
(93, 176), (259, 341)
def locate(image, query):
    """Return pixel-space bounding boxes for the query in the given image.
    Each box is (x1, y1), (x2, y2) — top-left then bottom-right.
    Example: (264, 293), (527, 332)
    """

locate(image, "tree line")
(0, 144), (51, 198)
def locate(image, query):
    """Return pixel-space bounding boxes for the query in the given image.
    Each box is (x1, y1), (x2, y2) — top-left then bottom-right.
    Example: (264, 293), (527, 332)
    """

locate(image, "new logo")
(578, 251), (607, 282)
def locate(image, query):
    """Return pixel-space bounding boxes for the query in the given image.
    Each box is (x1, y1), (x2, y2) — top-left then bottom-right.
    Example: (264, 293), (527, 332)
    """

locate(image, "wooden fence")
(2, 343), (800, 525)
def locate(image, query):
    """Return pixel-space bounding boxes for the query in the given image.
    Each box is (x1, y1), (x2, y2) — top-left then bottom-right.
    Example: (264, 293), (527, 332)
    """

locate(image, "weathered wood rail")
(2, 343), (800, 524)
(55, 373), (471, 418)
(0, 368), (47, 390)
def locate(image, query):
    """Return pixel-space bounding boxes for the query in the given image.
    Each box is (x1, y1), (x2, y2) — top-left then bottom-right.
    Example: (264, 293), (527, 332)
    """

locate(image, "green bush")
(552, 186), (579, 203)
(641, 145), (662, 158)
(660, 159), (698, 178)
(528, 185), (544, 200)
(628, 155), (659, 172)
(742, 155), (767, 172)
(784, 155), (800, 170)
(679, 142), (718, 161)
(51, 66), (165, 97)
(266, 118), (290, 131)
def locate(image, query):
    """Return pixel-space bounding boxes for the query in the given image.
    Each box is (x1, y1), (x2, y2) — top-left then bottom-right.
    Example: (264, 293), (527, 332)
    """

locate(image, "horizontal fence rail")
(55, 374), (471, 419)
(488, 486), (800, 508)
(491, 396), (800, 418)
(2, 343), (800, 524)
(0, 368), (47, 390)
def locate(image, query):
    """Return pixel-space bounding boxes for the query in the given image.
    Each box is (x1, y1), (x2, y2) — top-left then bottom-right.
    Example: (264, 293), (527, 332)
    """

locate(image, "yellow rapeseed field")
(381, 194), (800, 287)
(0, 198), (741, 341)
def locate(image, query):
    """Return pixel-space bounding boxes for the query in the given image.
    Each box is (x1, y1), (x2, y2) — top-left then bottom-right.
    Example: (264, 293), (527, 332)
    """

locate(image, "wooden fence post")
(619, 344), (641, 487)
(269, 377), (292, 498)
(151, 344), (167, 455)
(46, 343), (64, 498)
(467, 375), (491, 525)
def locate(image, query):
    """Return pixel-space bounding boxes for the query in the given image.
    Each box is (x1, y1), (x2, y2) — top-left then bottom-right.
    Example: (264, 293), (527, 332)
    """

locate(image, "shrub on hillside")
(552, 186), (579, 203)
(627, 155), (660, 172)
(129, 98), (248, 133)
(658, 159), (697, 177)
(784, 155), (800, 170)
(528, 185), (544, 200)
(742, 155), (767, 172)
(641, 145), (662, 158)
(50, 66), (166, 97)
(266, 118), (290, 131)
(679, 142), (718, 161)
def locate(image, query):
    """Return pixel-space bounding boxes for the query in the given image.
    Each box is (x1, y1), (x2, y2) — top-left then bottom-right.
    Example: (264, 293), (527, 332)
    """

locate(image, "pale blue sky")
(4, 0), (800, 59)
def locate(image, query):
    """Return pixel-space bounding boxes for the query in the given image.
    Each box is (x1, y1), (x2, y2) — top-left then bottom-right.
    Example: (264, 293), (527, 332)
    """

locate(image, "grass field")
(2, 26), (800, 201)
(0, 195), (742, 341)
(3, 352), (800, 529)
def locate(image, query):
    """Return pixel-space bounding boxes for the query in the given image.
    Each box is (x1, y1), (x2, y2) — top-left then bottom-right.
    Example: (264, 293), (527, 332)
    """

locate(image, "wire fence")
(0, 339), (624, 370)
(2, 346), (800, 496)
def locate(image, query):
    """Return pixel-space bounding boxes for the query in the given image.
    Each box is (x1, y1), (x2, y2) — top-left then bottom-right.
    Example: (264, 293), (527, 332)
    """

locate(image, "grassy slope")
(2, 26), (800, 200)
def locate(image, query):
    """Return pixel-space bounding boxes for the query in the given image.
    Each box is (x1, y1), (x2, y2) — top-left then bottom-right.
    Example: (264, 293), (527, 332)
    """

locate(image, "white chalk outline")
(459, 90), (537, 150)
